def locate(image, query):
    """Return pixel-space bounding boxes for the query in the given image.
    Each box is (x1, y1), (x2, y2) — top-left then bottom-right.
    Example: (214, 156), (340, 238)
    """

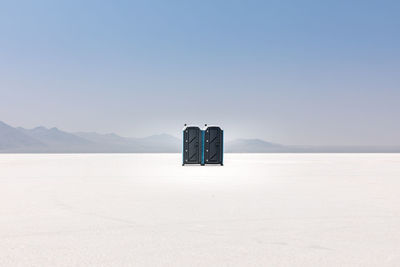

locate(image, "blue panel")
(221, 130), (224, 165)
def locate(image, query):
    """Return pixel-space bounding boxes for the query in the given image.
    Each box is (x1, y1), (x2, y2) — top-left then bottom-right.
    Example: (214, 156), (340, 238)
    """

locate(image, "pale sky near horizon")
(0, 0), (399, 145)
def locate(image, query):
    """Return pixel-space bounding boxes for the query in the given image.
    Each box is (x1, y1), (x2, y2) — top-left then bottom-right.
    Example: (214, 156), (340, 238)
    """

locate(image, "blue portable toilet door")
(183, 127), (201, 164)
(204, 127), (223, 164)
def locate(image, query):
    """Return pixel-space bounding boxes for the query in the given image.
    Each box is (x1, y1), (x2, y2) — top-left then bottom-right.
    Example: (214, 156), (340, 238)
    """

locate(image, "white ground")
(0, 154), (400, 267)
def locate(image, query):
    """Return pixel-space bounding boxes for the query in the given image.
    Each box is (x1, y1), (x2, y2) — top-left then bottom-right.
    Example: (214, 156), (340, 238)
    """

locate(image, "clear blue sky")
(0, 0), (399, 145)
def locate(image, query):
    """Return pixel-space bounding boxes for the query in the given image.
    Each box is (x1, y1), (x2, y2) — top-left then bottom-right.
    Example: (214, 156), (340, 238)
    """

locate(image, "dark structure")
(203, 125), (223, 166)
(182, 125), (202, 165)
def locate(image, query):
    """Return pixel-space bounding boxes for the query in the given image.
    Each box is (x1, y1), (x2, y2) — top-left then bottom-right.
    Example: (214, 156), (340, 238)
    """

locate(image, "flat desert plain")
(0, 153), (400, 266)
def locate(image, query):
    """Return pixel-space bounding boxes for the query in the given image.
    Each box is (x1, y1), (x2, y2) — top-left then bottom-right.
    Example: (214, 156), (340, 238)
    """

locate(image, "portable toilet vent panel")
(204, 126), (223, 165)
(182, 126), (202, 165)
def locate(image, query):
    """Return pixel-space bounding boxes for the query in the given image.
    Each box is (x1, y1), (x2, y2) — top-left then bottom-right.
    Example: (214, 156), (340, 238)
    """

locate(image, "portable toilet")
(182, 125), (203, 165)
(203, 125), (223, 165)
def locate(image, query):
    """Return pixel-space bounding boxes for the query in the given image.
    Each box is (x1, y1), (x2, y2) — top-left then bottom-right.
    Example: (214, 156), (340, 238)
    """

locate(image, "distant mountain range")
(1, 120), (399, 153)
(0, 121), (181, 153)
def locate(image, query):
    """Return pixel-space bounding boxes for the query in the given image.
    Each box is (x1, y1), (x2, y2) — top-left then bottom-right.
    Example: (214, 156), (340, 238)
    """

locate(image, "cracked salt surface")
(0, 153), (400, 266)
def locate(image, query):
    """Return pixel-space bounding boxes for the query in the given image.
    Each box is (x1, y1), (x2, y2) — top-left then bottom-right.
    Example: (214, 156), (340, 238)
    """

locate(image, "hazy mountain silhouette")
(0, 121), (44, 150)
(19, 126), (92, 147)
(0, 121), (182, 152)
(1, 120), (399, 153)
